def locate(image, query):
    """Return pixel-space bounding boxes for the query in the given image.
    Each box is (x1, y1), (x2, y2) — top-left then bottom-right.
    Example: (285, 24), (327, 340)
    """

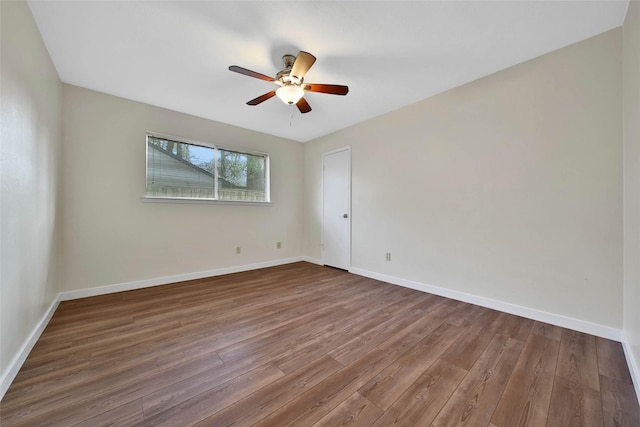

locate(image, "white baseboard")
(349, 267), (622, 341)
(300, 256), (323, 266)
(1, 296), (60, 401)
(59, 256), (308, 301)
(621, 333), (640, 407)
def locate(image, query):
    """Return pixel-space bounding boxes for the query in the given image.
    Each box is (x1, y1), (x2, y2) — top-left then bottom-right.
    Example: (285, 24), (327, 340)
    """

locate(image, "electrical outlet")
(277, 241), (282, 249)
(385, 252), (391, 261)
(236, 246), (241, 254)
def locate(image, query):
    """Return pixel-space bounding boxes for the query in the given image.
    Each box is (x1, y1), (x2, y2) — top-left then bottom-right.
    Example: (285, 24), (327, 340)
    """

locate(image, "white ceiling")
(28, 1), (629, 143)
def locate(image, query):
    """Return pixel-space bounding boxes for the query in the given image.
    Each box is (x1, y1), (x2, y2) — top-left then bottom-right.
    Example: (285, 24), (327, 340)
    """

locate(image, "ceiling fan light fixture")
(276, 83), (304, 105)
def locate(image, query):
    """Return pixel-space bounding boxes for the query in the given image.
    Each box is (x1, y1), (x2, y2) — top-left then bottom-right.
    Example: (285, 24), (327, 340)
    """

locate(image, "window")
(145, 134), (269, 203)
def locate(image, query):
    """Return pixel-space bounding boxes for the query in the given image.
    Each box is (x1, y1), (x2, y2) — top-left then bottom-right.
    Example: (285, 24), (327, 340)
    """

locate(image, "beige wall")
(1, 0), (62, 387)
(623, 0), (640, 387)
(304, 29), (623, 328)
(61, 85), (304, 292)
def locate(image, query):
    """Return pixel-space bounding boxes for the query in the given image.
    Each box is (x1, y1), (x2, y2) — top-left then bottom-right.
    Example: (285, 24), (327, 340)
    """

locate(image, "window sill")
(140, 196), (272, 206)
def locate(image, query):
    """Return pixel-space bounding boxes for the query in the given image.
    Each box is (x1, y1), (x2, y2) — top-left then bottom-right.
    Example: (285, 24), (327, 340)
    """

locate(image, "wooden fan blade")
(247, 91), (276, 105)
(229, 65), (274, 82)
(290, 51), (316, 79)
(296, 97), (312, 114)
(303, 83), (349, 95)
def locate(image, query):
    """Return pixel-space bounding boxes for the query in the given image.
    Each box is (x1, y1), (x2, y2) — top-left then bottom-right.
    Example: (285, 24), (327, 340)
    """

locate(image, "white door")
(322, 148), (351, 270)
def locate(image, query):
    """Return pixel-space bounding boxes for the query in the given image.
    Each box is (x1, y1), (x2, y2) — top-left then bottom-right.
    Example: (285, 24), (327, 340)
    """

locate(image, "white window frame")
(141, 132), (271, 205)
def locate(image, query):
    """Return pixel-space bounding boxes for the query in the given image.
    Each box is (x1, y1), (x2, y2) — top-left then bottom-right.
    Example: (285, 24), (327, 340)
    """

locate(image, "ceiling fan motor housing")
(277, 54), (303, 84)
(282, 54), (296, 69)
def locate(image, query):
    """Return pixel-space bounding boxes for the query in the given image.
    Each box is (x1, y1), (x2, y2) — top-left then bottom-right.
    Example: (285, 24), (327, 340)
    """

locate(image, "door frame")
(321, 146), (352, 269)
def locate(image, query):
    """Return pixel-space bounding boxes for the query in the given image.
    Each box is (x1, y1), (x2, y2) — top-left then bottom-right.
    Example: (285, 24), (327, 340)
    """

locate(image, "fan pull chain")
(290, 107), (294, 127)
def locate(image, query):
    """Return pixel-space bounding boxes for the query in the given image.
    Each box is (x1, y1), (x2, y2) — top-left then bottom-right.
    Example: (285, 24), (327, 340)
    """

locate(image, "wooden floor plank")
(531, 321), (563, 341)
(311, 392), (383, 427)
(136, 362), (286, 426)
(490, 333), (560, 427)
(253, 348), (394, 427)
(1, 359), (161, 423)
(444, 302), (487, 328)
(142, 354), (274, 418)
(557, 329), (601, 392)
(191, 355), (343, 426)
(216, 305), (350, 362)
(431, 334), (524, 427)
(4, 353), (224, 426)
(546, 375), (604, 427)
(1, 262), (637, 427)
(371, 358), (468, 426)
(440, 309), (505, 370)
(374, 298), (458, 359)
(328, 296), (444, 366)
(72, 398), (144, 427)
(596, 337), (634, 384)
(359, 322), (466, 410)
(274, 296), (427, 375)
(599, 374), (640, 427)
(495, 314), (534, 342)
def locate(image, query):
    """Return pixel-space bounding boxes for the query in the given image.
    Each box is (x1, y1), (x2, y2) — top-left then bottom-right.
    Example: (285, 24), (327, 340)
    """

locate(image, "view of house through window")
(146, 134), (269, 202)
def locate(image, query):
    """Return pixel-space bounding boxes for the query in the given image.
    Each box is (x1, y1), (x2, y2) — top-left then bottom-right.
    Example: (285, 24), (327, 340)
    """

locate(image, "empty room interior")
(2, 0), (640, 425)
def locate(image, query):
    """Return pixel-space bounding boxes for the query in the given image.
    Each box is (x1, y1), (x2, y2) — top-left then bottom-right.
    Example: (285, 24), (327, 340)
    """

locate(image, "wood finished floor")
(1, 262), (639, 426)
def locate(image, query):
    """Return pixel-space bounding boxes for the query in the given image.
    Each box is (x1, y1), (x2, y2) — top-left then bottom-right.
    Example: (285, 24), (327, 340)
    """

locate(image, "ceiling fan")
(229, 51), (348, 114)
